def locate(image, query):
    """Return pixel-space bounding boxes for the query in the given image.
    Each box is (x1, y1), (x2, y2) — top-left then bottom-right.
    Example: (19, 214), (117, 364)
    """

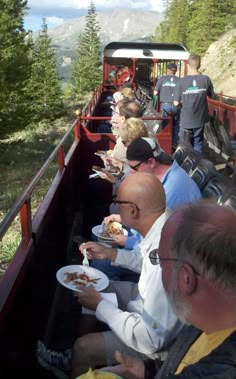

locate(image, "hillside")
(200, 28), (236, 97)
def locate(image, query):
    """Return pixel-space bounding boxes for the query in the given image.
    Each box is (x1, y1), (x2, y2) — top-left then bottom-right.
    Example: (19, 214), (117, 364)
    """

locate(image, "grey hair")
(170, 201), (236, 291)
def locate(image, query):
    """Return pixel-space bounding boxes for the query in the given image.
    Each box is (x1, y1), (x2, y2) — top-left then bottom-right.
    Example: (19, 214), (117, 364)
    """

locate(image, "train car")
(0, 41), (236, 379)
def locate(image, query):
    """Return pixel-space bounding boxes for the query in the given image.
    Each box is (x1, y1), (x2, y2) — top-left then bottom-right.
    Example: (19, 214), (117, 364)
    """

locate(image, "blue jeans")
(161, 103), (180, 146)
(179, 127), (204, 152)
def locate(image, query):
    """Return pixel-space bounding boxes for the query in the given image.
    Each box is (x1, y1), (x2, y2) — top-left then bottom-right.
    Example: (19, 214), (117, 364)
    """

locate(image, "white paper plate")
(56, 265), (109, 292)
(92, 224), (128, 242)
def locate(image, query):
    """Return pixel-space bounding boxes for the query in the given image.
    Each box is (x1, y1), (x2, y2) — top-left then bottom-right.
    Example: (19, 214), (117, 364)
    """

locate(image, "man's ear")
(130, 203), (138, 218)
(148, 158), (156, 167)
(179, 263), (198, 296)
(120, 116), (126, 124)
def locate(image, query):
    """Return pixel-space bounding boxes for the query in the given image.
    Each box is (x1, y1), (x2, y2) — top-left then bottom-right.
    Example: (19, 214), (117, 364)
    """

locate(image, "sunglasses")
(112, 196), (140, 211)
(128, 159), (147, 171)
(149, 249), (200, 276)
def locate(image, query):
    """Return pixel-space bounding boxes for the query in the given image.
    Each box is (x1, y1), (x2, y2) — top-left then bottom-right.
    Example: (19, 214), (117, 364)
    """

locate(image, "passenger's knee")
(72, 333), (101, 360)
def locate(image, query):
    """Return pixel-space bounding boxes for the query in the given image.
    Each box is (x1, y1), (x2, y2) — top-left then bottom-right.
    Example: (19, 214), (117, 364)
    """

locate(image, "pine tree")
(26, 18), (62, 119)
(153, 0), (190, 45)
(187, 0), (236, 54)
(71, 1), (101, 97)
(0, 0), (31, 127)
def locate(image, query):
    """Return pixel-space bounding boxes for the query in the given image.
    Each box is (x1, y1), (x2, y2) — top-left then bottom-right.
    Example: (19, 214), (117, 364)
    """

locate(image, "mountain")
(46, 8), (163, 80)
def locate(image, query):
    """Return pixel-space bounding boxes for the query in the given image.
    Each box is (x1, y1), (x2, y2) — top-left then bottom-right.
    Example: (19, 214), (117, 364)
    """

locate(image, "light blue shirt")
(125, 160), (201, 248)
(161, 160), (201, 210)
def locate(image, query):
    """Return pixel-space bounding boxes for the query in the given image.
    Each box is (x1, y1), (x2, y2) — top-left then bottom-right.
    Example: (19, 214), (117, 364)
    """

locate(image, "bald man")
(99, 202), (236, 379)
(69, 173), (183, 377)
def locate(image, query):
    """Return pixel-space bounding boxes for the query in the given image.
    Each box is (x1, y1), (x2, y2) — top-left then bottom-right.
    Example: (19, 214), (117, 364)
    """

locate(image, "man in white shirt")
(70, 173), (183, 377)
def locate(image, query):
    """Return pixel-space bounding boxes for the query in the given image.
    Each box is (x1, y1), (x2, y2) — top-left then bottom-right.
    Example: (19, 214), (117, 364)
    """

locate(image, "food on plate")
(101, 221), (124, 238)
(79, 367), (120, 379)
(64, 271), (100, 286)
(92, 165), (120, 175)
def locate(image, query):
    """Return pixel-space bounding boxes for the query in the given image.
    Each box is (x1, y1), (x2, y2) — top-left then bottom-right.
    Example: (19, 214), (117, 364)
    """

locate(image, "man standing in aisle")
(174, 54), (214, 152)
(154, 62), (180, 149)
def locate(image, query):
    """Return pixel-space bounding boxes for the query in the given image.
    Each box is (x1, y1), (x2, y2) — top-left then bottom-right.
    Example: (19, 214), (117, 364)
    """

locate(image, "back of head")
(167, 62), (177, 75)
(119, 172), (166, 215)
(126, 137), (172, 165)
(118, 100), (143, 119)
(121, 87), (135, 100)
(188, 54), (201, 70)
(170, 202), (236, 291)
(119, 117), (148, 144)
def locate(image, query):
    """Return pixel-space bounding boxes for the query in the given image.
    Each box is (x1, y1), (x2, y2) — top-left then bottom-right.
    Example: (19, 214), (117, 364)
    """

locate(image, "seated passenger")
(70, 173), (183, 377)
(108, 99), (143, 163)
(112, 82), (134, 104)
(97, 202), (236, 379)
(81, 100), (143, 238)
(103, 137), (202, 248)
(127, 137), (201, 210)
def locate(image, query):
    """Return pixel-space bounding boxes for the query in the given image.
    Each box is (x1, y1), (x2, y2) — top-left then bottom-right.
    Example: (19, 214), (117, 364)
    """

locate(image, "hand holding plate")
(75, 285), (103, 310)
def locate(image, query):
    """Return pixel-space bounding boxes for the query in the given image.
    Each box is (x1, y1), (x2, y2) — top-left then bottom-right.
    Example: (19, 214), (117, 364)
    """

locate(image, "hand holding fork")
(82, 244), (89, 266)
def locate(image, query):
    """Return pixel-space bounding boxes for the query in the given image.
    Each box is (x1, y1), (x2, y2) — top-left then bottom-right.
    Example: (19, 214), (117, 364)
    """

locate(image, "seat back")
(218, 187), (236, 210)
(172, 142), (194, 166)
(181, 150), (202, 174)
(190, 159), (218, 191)
(202, 175), (229, 201)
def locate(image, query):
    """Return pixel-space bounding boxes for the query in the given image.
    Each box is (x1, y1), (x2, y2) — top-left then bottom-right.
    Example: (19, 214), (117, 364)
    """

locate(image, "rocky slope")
(201, 28), (236, 97)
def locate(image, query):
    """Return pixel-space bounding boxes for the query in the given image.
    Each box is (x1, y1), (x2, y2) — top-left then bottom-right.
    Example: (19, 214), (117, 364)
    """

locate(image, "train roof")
(104, 41), (189, 60)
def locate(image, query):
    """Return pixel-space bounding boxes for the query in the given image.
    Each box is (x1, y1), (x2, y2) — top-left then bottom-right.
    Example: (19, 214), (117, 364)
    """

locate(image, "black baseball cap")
(167, 63), (177, 71)
(127, 137), (172, 164)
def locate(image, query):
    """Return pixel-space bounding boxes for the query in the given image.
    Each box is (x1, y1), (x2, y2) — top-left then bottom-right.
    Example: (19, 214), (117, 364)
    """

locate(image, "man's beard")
(166, 269), (191, 325)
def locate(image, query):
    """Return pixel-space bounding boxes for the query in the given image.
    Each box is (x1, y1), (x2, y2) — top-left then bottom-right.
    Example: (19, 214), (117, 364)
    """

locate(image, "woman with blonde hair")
(121, 86), (135, 101)
(119, 117), (148, 147)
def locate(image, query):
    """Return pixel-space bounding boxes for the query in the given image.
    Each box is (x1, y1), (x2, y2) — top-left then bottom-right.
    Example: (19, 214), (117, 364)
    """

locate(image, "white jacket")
(95, 210), (183, 356)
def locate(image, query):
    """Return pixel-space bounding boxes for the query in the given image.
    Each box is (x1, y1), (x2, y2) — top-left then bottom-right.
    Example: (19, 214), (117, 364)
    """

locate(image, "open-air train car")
(0, 41), (236, 378)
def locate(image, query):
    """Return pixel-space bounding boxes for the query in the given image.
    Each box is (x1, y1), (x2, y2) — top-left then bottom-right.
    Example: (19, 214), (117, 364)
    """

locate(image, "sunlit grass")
(0, 117), (72, 264)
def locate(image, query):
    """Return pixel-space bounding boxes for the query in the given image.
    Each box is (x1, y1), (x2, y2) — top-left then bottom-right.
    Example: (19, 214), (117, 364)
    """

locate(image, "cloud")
(25, 0), (164, 31)
(27, 0), (164, 12)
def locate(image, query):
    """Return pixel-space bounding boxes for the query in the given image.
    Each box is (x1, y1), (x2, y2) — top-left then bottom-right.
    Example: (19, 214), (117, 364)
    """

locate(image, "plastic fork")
(82, 247), (89, 266)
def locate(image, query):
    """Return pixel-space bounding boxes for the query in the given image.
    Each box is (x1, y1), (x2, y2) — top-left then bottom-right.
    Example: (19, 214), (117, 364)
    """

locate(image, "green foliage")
(187, 0), (235, 55)
(153, 0), (236, 55)
(25, 18), (63, 121)
(153, 0), (190, 45)
(71, 1), (102, 97)
(0, 0), (32, 130)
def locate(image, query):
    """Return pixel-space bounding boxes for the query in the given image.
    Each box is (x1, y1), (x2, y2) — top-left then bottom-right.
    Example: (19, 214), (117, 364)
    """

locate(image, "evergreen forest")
(1, 0), (236, 136)
(0, 0), (101, 137)
(153, 0), (236, 54)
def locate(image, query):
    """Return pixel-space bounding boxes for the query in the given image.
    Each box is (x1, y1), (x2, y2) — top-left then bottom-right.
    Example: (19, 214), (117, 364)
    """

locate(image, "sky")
(24, 0), (164, 31)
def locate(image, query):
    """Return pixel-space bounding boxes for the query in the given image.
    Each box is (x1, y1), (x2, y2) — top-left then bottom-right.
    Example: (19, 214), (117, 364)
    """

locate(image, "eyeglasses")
(112, 196), (140, 211)
(112, 109), (121, 116)
(128, 159), (147, 171)
(149, 249), (200, 276)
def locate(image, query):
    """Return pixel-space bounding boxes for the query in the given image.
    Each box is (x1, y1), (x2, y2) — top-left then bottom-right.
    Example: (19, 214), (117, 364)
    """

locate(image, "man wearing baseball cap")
(126, 137), (201, 210)
(154, 62), (180, 149)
